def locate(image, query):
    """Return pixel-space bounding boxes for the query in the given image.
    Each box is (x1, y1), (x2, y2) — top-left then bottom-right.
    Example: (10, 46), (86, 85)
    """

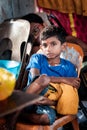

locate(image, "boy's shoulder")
(31, 53), (46, 58)
(61, 58), (75, 67)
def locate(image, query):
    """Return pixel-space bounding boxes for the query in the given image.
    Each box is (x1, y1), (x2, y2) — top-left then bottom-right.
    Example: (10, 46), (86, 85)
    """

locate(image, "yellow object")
(44, 83), (62, 101)
(0, 68), (16, 101)
(57, 83), (79, 115)
(69, 13), (77, 37)
(45, 82), (79, 115)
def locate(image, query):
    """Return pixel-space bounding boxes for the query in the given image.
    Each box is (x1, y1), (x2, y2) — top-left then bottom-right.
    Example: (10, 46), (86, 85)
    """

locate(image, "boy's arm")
(26, 74), (56, 106)
(26, 73), (50, 94)
(50, 76), (80, 89)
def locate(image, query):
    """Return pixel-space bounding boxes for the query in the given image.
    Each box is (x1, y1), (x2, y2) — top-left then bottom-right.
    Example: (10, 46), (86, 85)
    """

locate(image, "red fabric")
(74, 14), (87, 44)
(38, 7), (87, 44)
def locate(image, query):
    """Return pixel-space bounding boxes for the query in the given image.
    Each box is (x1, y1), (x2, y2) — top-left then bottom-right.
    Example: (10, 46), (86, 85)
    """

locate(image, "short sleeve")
(26, 54), (42, 71)
(67, 62), (78, 77)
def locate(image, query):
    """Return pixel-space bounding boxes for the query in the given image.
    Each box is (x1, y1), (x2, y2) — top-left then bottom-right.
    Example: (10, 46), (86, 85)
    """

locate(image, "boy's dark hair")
(22, 13), (43, 24)
(40, 25), (66, 44)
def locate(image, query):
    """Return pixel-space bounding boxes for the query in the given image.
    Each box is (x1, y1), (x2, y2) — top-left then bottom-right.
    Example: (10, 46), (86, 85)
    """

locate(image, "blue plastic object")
(0, 60), (21, 79)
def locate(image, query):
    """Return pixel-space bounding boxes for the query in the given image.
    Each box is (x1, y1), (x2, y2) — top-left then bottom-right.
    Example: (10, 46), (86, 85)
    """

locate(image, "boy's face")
(40, 36), (64, 59)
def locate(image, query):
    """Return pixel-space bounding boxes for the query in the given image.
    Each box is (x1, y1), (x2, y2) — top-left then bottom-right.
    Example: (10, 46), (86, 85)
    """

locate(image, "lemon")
(0, 68), (16, 101)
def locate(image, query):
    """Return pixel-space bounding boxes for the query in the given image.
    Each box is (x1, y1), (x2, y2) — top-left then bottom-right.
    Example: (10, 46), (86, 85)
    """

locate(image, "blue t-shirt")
(26, 54), (78, 85)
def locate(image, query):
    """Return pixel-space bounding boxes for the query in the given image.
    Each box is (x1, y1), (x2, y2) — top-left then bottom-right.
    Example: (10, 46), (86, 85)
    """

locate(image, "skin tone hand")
(35, 96), (56, 106)
(26, 74), (51, 94)
(62, 77), (80, 89)
(50, 76), (80, 89)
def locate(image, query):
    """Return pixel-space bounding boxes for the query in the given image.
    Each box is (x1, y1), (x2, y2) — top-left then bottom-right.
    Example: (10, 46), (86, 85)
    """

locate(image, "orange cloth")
(44, 83), (79, 115)
(37, 0), (87, 16)
(44, 83), (62, 101)
(56, 83), (79, 115)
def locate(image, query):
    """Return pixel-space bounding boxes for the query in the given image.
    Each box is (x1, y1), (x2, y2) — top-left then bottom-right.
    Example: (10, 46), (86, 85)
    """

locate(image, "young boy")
(26, 25), (80, 125)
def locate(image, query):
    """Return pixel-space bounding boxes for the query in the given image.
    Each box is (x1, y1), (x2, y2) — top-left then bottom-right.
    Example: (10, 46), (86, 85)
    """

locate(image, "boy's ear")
(61, 42), (67, 51)
(37, 45), (43, 54)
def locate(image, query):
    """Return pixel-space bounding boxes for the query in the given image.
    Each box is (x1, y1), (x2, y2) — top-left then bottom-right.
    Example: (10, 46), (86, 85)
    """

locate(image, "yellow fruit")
(0, 68), (16, 101)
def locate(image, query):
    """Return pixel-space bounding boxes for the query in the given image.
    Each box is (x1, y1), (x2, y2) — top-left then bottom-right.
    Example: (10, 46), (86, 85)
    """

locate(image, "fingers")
(35, 97), (56, 106)
(38, 75), (50, 86)
(73, 78), (81, 89)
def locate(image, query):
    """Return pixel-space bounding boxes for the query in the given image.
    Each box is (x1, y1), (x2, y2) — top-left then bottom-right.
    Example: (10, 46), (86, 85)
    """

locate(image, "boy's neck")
(48, 57), (60, 66)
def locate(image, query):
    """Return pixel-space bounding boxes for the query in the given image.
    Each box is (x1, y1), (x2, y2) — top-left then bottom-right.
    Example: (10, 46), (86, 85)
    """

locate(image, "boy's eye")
(51, 41), (57, 46)
(42, 43), (47, 48)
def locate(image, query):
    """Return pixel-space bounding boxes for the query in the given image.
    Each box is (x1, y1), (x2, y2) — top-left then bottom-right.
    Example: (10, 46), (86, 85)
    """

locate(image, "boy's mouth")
(46, 53), (55, 58)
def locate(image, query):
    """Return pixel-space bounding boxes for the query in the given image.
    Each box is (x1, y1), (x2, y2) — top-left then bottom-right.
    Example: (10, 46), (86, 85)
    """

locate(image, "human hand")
(62, 77), (81, 89)
(50, 76), (80, 89)
(35, 96), (56, 106)
(35, 74), (50, 89)
(27, 74), (50, 94)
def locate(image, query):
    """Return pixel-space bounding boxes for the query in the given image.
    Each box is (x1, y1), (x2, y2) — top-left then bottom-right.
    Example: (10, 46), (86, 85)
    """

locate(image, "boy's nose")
(46, 45), (51, 51)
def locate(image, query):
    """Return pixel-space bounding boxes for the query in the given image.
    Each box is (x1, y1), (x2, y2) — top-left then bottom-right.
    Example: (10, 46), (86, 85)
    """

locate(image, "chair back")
(0, 19), (30, 62)
(0, 19), (31, 89)
(0, 38), (12, 60)
(60, 42), (84, 76)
